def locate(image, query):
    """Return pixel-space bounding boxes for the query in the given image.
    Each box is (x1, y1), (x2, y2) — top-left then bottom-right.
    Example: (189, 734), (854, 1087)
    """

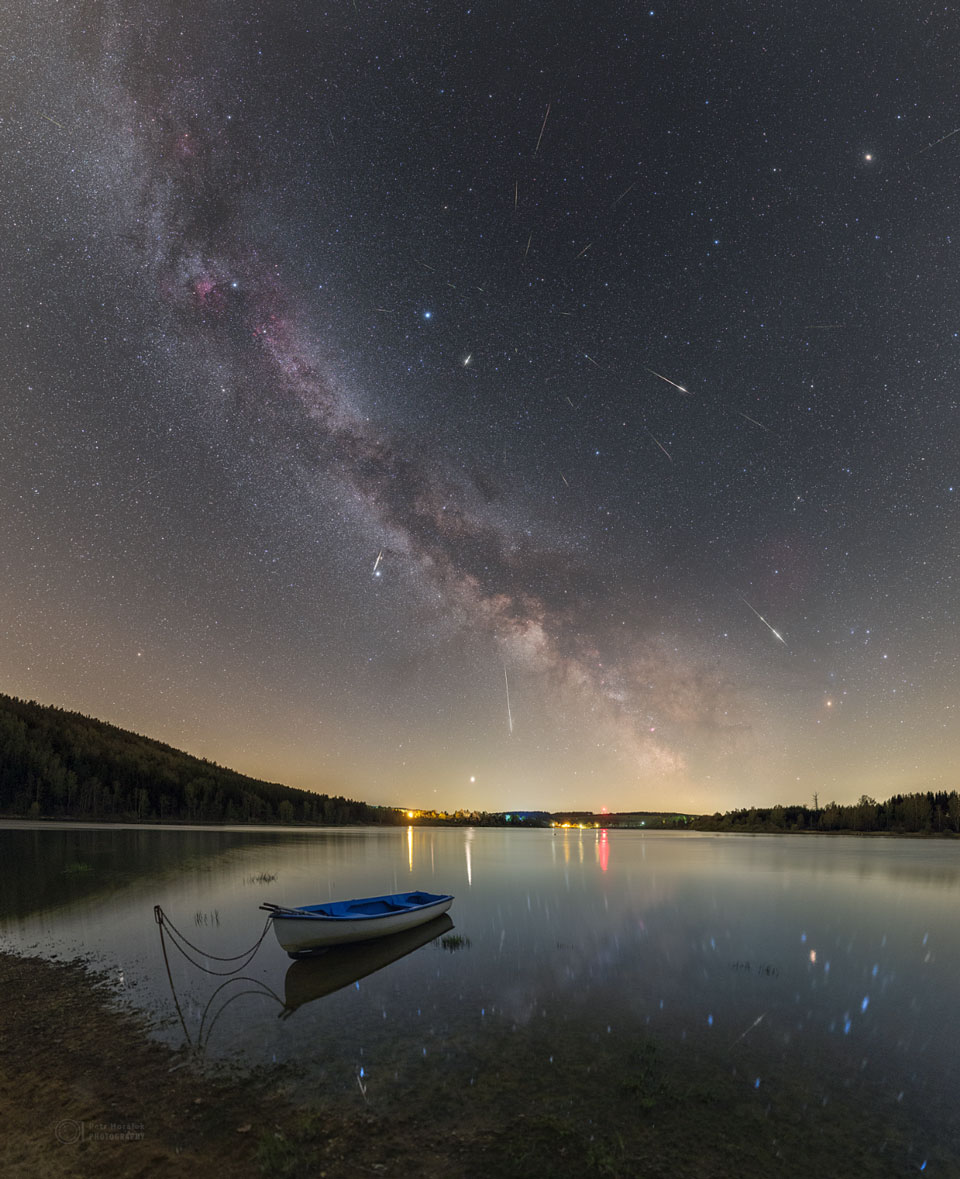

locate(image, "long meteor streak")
(503, 664), (514, 734)
(739, 596), (786, 645)
(645, 367), (690, 394)
(915, 127), (960, 156)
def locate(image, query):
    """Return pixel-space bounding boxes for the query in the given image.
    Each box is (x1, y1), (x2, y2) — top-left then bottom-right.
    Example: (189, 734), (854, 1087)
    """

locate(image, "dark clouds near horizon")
(3, 1), (960, 812)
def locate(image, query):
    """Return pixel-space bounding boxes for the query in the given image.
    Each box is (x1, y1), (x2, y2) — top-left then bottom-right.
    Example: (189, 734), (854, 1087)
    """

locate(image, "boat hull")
(266, 891), (454, 956)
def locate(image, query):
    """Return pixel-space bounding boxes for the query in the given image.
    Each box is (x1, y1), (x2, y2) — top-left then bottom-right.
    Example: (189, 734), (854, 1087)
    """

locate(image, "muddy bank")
(0, 952), (466, 1178)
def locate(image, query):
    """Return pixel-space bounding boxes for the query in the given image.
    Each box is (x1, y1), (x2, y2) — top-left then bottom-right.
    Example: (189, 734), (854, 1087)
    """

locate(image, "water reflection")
(157, 902), (455, 1051)
(598, 828), (609, 873)
(3, 825), (960, 1171)
(282, 915), (454, 1016)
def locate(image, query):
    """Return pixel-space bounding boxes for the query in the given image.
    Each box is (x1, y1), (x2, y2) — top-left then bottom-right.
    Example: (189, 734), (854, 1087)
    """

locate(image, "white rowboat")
(261, 889), (454, 956)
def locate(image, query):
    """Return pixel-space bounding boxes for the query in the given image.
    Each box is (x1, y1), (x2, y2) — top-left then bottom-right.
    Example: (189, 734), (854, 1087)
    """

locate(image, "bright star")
(423, 310), (432, 319)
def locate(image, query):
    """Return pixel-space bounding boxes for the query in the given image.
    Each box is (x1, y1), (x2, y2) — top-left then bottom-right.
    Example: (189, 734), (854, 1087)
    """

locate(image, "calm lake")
(2, 822), (958, 1175)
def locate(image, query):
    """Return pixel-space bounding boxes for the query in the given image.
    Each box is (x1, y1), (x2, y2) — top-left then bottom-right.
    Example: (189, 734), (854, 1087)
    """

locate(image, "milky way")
(4, 2), (960, 811)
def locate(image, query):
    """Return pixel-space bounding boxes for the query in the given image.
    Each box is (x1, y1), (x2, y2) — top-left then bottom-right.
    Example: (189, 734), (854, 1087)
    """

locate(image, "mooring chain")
(153, 904), (272, 977)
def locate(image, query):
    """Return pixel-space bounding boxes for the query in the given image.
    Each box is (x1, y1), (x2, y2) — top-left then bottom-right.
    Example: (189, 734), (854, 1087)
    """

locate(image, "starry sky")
(3, 2), (960, 815)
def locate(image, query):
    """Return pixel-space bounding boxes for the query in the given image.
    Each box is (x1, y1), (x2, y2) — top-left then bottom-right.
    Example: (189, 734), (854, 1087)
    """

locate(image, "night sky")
(4, 2), (960, 814)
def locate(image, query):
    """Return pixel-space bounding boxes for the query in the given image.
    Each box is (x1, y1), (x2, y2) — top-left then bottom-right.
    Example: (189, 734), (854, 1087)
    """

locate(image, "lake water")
(1, 822), (958, 1175)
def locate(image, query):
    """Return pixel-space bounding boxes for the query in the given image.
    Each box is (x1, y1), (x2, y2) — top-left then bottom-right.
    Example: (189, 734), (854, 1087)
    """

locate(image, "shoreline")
(1, 940), (952, 1176)
(1, 813), (957, 838)
(0, 950), (473, 1178)
(0, 950), (283, 1177)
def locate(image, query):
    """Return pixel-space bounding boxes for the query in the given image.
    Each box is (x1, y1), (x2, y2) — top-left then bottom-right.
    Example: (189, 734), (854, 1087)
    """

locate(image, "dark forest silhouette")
(691, 793), (960, 835)
(2, 692), (957, 834)
(0, 694), (401, 825)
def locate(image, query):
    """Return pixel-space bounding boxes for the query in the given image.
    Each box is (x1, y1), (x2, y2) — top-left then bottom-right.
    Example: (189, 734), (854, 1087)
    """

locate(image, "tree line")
(691, 792), (960, 835)
(0, 694), (404, 826)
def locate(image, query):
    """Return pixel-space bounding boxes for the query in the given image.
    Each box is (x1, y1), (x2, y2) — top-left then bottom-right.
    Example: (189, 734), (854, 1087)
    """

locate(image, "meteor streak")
(732, 1012), (767, 1047)
(503, 664), (514, 734)
(915, 127), (960, 156)
(738, 411), (770, 432)
(643, 426), (672, 462)
(739, 596), (786, 645)
(533, 102), (551, 157)
(645, 367), (690, 394)
(373, 550), (383, 573)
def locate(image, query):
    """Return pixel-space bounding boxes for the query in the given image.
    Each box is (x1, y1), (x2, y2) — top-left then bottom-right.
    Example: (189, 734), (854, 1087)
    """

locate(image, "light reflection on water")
(1, 822), (959, 1169)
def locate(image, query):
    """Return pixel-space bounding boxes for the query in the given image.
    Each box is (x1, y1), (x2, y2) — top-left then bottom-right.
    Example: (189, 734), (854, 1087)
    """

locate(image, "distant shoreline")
(1, 813), (957, 838)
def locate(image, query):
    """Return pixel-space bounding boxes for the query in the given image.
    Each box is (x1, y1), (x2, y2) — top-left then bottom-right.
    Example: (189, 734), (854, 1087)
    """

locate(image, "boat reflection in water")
(281, 913), (455, 1018)
(157, 908), (455, 1053)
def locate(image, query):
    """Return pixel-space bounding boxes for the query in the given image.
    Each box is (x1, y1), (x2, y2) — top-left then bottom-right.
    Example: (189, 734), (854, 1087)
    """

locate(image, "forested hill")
(0, 694), (402, 825)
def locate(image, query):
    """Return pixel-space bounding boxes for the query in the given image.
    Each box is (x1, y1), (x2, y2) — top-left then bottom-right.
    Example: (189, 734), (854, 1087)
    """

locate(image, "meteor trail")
(503, 664), (514, 734)
(645, 368), (690, 394)
(739, 596), (786, 645)
(732, 1012), (767, 1047)
(915, 127), (960, 156)
(373, 550), (383, 573)
(738, 411), (770, 432)
(533, 102), (551, 157)
(643, 426), (672, 462)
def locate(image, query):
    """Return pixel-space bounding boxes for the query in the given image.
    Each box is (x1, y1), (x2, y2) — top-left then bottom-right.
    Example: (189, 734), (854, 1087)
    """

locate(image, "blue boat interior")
(288, 891), (449, 920)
